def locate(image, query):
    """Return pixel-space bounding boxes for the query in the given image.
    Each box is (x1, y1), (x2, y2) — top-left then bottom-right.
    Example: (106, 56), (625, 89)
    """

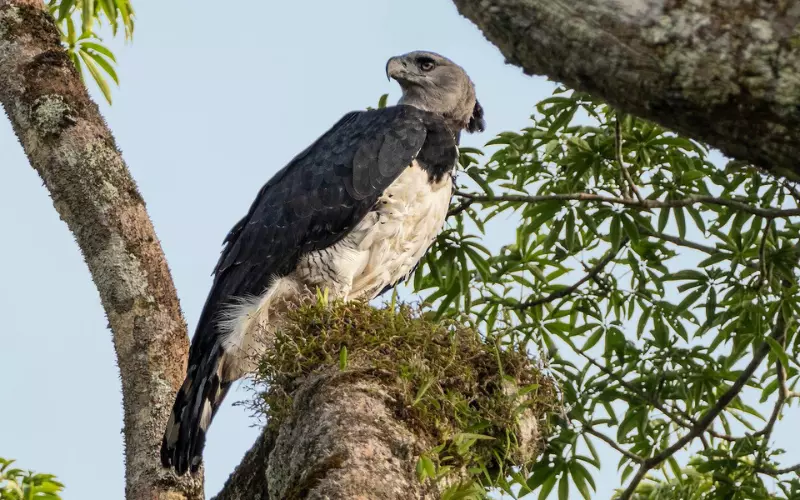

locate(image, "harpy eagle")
(161, 50), (485, 474)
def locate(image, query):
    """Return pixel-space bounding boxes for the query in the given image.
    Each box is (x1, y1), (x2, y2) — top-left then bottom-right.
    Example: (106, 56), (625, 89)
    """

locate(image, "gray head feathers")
(386, 51), (485, 134)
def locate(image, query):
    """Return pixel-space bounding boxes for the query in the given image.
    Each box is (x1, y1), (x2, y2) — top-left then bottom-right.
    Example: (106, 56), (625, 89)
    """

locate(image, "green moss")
(251, 296), (559, 494)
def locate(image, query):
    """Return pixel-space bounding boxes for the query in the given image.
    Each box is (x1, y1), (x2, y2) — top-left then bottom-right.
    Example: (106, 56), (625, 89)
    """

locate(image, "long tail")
(161, 344), (232, 475)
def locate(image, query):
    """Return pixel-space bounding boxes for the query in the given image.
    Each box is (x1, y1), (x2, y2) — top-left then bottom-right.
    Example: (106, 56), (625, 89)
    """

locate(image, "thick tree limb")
(0, 2), (199, 498)
(451, 0), (800, 180)
(219, 370), (442, 500)
(215, 368), (545, 500)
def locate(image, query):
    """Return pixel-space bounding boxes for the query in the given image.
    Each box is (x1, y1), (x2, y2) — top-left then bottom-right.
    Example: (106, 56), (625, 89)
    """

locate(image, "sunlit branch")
(455, 191), (800, 218)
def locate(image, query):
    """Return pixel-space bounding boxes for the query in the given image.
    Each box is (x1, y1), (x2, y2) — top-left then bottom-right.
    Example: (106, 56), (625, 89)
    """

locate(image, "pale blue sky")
(2, 1), (796, 499)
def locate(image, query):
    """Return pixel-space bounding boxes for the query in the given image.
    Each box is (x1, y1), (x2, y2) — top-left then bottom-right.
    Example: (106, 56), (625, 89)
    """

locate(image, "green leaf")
(538, 473), (557, 500)
(83, 48), (119, 85)
(79, 50), (112, 104)
(705, 287), (717, 325)
(565, 210), (576, 251)
(675, 206), (687, 238)
(58, 0), (74, 22)
(676, 289), (704, 314)
(377, 93), (388, 109)
(658, 206), (670, 232)
(582, 327), (604, 351)
(620, 214), (640, 243)
(80, 41), (116, 62)
(82, 0), (94, 32)
(548, 106), (577, 135)
(766, 337), (790, 372)
(558, 472), (569, 500)
(609, 215), (622, 251)
(570, 462), (594, 500)
(577, 207), (599, 235)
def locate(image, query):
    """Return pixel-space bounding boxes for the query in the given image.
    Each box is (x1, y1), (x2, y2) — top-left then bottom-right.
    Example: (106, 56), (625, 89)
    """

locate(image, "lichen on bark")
(451, 0), (800, 181)
(0, 2), (199, 498)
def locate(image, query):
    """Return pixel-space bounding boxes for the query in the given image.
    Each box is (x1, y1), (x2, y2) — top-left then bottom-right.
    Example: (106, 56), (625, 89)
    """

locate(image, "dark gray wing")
(188, 105), (449, 365)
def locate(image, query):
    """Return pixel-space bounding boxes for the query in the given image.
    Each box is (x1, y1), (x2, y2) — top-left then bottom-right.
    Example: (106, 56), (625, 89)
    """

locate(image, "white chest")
(296, 161), (454, 299)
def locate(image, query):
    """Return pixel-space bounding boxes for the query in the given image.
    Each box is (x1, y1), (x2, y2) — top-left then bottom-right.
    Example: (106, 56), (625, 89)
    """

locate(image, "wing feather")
(188, 105), (439, 365)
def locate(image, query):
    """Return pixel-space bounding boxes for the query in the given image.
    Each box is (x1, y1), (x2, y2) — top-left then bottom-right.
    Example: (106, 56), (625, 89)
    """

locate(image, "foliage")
(46, 0), (134, 104)
(0, 458), (63, 500)
(412, 87), (800, 498)
(251, 295), (558, 497)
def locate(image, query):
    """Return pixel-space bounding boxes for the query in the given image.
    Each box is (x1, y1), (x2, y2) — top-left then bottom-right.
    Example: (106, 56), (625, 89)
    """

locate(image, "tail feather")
(161, 345), (232, 475)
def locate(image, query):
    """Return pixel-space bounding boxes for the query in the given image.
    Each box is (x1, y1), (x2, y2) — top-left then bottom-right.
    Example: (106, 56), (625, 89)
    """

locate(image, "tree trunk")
(451, 0), (800, 180)
(214, 370), (442, 500)
(0, 1), (200, 498)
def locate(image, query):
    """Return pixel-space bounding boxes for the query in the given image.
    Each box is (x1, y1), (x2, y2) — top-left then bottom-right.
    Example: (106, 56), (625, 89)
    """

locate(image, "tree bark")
(214, 368), (547, 500)
(452, 0), (800, 180)
(214, 370), (444, 500)
(0, 1), (200, 498)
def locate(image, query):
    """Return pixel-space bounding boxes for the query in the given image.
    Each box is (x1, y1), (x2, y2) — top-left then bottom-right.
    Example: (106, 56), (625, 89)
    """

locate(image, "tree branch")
(583, 426), (644, 463)
(490, 238), (626, 310)
(618, 315), (787, 499)
(756, 462), (800, 476)
(450, 0), (800, 181)
(454, 191), (800, 219)
(0, 2), (198, 498)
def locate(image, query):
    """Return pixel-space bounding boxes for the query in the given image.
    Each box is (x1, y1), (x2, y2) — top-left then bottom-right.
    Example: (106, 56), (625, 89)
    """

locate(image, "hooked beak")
(385, 56), (411, 83)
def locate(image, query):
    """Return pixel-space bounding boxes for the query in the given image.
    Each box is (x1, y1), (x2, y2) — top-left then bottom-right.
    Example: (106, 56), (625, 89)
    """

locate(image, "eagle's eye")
(417, 57), (435, 72)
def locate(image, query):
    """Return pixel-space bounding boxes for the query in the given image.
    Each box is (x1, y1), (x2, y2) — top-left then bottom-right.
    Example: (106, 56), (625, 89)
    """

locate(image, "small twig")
(783, 180), (800, 206)
(615, 116), (645, 203)
(500, 240), (627, 310)
(448, 198), (473, 217)
(756, 218), (773, 289)
(455, 191), (800, 218)
(583, 425), (644, 463)
(638, 226), (760, 270)
(756, 462), (800, 476)
(754, 344), (788, 469)
(639, 228), (719, 255)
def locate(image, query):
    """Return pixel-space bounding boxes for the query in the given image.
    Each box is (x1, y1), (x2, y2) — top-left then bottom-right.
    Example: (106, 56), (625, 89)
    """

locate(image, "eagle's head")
(386, 51), (485, 134)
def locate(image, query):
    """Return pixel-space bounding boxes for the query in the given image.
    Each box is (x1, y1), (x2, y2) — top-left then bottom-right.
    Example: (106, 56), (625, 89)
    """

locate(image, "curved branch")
(451, 0), (800, 181)
(455, 192), (800, 219)
(0, 2), (198, 498)
(618, 312), (787, 499)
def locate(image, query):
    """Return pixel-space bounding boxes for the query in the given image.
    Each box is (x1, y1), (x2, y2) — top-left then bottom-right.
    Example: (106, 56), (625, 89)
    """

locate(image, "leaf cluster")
(0, 459), (63, 500)
(47, 0), (134, 103)
(412, 87), (800, 498)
